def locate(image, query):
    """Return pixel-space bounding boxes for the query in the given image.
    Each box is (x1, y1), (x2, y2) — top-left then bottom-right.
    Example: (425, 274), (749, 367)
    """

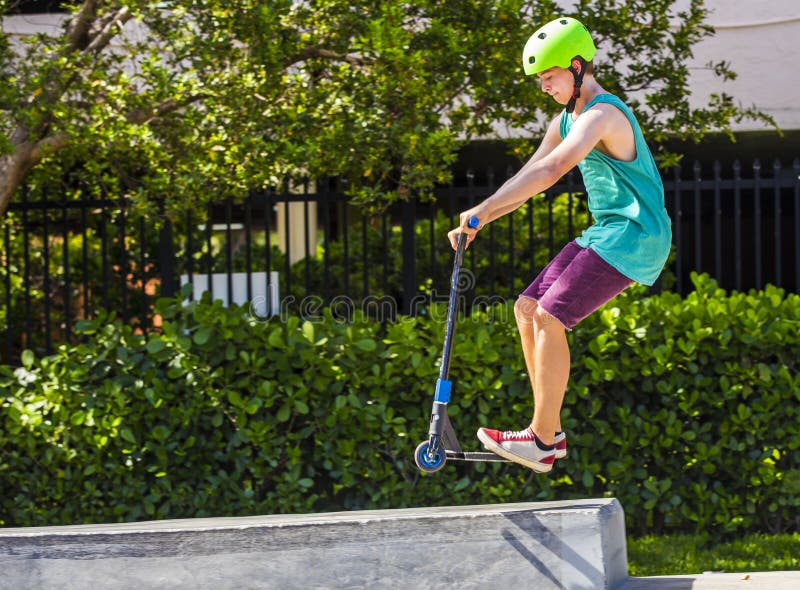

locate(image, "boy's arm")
(472, 106), (608, 224)
(446, 116), (560, 249)
(517, 114), (563, 174)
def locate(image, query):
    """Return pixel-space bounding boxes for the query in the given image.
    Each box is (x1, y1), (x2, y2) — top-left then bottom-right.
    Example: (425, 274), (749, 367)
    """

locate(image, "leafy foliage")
(0, 1), (775, 215)
(1, 273), (798, 538)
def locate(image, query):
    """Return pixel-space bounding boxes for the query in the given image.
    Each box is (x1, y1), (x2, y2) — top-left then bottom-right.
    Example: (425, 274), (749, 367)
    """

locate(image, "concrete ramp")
(0, 498), (628, 590)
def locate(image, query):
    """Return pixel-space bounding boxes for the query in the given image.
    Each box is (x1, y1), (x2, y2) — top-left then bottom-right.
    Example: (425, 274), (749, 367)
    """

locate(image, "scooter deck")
(445, 450), (510, 462)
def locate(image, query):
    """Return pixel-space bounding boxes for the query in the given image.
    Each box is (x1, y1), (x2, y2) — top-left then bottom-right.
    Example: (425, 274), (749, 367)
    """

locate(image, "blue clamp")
(434, 378), (452, 404)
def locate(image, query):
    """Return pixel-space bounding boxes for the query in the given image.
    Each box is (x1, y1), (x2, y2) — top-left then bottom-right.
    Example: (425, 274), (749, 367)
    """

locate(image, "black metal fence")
(669, 159), (800, 294)
(2, 158), (800, 363)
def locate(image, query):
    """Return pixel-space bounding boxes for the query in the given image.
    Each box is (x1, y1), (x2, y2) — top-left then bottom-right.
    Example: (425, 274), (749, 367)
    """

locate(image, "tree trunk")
(0, 146), (34, 217)
(0, 131), (72, 216)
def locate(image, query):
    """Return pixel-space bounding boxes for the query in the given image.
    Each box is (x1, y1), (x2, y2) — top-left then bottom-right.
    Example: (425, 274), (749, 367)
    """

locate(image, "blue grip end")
(468, 216), (480, 229)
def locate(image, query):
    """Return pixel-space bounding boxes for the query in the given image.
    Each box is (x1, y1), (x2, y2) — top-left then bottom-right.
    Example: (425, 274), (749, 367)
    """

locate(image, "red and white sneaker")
(477, 427), (556, 472)
(554, 431), (567, 459)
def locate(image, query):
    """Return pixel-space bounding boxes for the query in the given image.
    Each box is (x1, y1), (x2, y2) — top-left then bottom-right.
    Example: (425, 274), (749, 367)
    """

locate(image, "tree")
(0, 0), (775, 217)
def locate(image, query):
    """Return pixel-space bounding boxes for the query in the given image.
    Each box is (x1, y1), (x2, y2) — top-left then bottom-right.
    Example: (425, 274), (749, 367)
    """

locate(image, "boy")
(447, 16), (671, 472)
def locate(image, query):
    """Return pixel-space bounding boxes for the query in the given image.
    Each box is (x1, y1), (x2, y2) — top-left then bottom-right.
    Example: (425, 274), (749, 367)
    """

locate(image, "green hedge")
(1, 273), (798, 537)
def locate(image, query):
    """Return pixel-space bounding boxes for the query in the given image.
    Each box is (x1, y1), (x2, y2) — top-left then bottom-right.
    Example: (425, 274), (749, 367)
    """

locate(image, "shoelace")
(502, 428), (533, 440)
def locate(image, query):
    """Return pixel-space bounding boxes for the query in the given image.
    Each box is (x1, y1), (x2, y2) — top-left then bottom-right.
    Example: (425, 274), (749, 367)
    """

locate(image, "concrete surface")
(627, 571), (800, 590)
(0, 498), (627, 590)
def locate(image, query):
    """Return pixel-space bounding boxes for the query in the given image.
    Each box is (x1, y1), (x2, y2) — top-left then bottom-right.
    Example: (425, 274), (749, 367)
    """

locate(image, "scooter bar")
(442, 216), (480, 379)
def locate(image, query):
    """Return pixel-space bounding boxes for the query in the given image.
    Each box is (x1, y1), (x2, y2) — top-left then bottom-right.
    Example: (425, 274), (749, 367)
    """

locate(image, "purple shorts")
(520, 241), (632, 329)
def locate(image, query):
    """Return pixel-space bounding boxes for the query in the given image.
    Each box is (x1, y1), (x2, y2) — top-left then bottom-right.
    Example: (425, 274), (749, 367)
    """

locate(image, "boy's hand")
(447, 208), (485, 250)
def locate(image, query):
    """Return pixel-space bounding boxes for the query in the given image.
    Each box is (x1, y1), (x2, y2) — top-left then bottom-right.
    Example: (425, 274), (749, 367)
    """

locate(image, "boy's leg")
(530, 305), (570, 445)
(513, 296), (538, 399)
(480, 243), (632, 470)
(514, 242), (585, 438)
(529, 245), (633, 444)
(514, 296), (563, 434)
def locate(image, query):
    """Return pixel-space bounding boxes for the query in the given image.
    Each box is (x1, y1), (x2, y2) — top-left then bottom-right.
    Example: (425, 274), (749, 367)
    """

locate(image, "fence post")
(401, 197), (416, 315)
(159, 219), (176, 298)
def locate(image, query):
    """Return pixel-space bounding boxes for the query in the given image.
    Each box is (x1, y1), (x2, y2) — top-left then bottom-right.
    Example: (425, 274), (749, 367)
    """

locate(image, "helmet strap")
(566, 58), (588, 114)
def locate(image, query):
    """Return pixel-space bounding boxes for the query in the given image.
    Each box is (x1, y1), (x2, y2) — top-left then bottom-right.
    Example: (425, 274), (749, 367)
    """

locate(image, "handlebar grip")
(468, 216), (480, 229)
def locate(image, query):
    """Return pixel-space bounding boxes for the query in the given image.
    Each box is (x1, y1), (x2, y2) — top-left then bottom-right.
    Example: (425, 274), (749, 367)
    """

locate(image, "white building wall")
(678, 0), (800, 131)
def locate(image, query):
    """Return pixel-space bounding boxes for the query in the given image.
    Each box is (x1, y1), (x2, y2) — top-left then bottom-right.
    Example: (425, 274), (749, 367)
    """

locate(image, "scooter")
(414, 217), (510, 473)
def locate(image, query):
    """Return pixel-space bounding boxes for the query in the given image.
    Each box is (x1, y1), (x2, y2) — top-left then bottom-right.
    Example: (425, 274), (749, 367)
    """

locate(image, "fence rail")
(2, 158), (800, 363)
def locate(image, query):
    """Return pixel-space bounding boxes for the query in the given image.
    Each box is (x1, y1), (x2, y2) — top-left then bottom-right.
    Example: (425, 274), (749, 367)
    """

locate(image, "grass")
(627, 533), (800, 576)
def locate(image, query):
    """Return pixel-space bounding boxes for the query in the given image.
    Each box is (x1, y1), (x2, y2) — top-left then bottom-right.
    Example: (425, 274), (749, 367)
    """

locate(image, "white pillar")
(276, 196), (318, 266)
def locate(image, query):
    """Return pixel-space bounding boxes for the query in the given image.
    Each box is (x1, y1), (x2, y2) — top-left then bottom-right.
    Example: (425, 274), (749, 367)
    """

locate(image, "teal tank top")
(559, 94), (671, 285)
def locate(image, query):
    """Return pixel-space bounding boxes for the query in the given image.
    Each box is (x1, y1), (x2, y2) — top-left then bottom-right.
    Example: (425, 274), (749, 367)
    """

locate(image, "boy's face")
(536, 66), (574, 105)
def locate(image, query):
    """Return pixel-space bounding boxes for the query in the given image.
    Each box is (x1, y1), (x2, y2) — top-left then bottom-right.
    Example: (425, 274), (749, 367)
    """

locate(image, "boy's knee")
(533, 305), (561, 329)
(514, 296), (538, 324)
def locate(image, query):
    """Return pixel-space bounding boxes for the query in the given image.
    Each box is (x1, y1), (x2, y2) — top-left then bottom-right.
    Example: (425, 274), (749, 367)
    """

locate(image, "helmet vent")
(529, 56), (535, 64)
(538, 32), (546, 39)
(560, 19), (568, 25)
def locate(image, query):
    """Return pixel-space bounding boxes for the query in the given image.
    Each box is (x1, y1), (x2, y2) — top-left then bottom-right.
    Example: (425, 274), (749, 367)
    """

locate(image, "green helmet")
(522, 17), (596, 76)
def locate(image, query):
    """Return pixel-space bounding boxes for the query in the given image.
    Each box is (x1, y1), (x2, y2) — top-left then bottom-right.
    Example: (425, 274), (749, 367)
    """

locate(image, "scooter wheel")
(414, 440), (446, 473)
